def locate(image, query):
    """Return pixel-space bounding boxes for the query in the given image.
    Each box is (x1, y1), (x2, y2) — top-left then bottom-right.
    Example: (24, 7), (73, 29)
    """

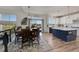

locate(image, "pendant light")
(21, 6), (31, 26)
(27, 6), (31, 27)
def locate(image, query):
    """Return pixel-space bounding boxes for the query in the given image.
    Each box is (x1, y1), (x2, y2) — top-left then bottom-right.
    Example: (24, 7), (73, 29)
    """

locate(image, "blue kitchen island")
(52, 27), (77, 42)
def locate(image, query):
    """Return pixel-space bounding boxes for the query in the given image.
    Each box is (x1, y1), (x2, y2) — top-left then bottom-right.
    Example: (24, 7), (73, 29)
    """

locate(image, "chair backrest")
(30, 29), (37, 38)
(16, 26), (22, 31)
(32, 28), (40, 36)
(15, 26), (22, 36)
(21, 29), (30, 38)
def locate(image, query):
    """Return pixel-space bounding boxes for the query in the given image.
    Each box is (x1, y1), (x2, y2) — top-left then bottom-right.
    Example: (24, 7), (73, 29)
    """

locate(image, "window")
(48, 18), (55, 24)
(31, 19), (42, 24)
(30, 16), (42, 24)
(9, 15), (16, 21)
(0, 14), (16, 21)
(2, 15), (10, 21)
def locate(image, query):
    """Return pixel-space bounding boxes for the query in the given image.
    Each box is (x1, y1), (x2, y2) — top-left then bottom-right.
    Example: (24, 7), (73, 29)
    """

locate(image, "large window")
(0, 14), (16, 21)
(48, 18), (56, 24)
(9, 15), (16, 21)
(30, 16), (42, 30)
(31, 19), (42, 24)
(30, 16), (42, 24)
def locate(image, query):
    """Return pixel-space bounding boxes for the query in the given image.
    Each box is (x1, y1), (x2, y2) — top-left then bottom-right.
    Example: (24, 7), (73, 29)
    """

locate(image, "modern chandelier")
(21, 6), (31, 25)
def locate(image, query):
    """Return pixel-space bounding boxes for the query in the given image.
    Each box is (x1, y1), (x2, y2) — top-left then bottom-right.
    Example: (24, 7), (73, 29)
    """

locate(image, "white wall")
(43, 15), (49, 32)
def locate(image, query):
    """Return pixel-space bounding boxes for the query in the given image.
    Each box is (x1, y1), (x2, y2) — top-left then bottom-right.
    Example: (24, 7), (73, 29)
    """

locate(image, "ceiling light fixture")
(27, 6), (31, 27)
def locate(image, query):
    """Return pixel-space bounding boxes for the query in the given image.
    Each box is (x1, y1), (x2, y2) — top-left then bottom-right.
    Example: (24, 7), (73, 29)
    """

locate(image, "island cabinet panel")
(52, 29), (77, 42)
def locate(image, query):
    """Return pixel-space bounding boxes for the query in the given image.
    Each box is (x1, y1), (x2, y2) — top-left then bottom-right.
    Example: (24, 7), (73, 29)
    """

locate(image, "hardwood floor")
(43, 33), (79, 52)
(1, 32), (79, 52)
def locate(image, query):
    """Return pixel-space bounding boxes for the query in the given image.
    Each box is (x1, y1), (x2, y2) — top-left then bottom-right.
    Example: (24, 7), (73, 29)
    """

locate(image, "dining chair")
(21, 29), (30, 48)
(30, 28), (40, 47)
(15, 26), (22, 44)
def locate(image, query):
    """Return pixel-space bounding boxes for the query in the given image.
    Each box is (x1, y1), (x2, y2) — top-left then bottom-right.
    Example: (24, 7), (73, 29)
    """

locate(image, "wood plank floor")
(1, 32), (79, 52)
(43, 33), (79, 52)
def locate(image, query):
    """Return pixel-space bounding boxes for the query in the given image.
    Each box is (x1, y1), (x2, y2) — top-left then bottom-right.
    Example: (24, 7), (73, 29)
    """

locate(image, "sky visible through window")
(0, 14), (16, 21)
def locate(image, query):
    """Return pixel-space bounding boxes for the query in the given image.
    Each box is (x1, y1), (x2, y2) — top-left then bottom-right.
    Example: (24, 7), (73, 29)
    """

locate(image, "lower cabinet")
(52, 29), (77, 42)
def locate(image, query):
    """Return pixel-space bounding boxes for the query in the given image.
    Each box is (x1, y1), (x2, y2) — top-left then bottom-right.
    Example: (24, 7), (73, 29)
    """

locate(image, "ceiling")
(23, 6), (79, 17)
(0, 6), (79, 17)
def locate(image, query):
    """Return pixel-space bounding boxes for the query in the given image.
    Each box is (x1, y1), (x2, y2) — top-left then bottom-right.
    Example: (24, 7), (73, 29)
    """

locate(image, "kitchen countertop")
(52, 27), (77, 31)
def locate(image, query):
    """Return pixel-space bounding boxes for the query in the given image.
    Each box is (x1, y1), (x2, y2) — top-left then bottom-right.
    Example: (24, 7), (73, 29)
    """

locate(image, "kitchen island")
(52, 27), (77, 42)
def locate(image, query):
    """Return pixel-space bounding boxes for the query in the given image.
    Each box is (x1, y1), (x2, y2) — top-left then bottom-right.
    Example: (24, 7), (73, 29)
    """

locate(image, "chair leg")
(15, 37), (17, 44)
(28, 39), (30, 47)
(37, 37), (39, 45)
(21, 43), (23, 49)
(31, 39), (33, 47)
(36, 36), (40, 45)
(30, 38), (33, 47)
(21, 39), (24, 49)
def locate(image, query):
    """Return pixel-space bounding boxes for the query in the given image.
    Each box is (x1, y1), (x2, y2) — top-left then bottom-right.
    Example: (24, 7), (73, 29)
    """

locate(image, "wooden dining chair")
(30, 28), (40, 47)
(21, 29), (30, 48)
(15, 26), (22, 44)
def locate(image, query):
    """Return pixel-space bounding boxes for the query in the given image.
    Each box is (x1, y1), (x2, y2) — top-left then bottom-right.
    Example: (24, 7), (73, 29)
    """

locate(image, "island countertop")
(51, 27), (77, 42)
(52, 27), (77, 31)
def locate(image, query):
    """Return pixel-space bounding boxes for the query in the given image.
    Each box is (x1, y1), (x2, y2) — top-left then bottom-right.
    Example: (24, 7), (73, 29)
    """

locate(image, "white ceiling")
(0, 6), (79, 17)
(23, 6), (79, 16)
